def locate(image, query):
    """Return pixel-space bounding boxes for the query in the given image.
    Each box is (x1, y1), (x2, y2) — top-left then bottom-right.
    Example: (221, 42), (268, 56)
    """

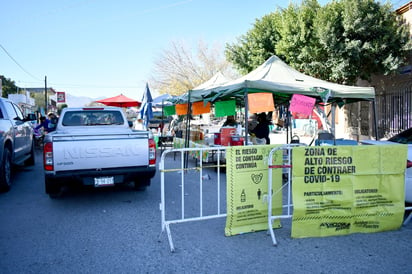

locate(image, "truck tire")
(0, 147), (12, 192)
(45, 178), (63, 198)
(134, 178), (150, 191)
(24, 140), (35, 166)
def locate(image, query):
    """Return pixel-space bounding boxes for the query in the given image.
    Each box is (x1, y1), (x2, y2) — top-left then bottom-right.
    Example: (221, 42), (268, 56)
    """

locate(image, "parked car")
(361, 128), (412, 203)
(0, 98), (36, 192)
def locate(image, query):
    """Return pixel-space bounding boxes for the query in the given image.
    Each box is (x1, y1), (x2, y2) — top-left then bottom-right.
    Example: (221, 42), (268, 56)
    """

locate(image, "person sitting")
(222, 115), (238, 127)
(250, 113), (271, 144)
(47, 112), (58, 132)
(36, 116), (52, 133)
(35, 116), (49, 132)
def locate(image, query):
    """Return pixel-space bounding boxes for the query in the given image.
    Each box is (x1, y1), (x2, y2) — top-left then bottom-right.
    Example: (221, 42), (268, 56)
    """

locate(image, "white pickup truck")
(43, 107), (156, 198)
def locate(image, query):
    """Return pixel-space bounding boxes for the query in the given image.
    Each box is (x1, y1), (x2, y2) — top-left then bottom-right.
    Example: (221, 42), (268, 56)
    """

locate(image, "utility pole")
(44, 76), (47, 114)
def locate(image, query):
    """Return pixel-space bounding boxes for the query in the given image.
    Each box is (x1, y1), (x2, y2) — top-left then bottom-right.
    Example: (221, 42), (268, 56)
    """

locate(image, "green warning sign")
(225, 145), (284, 236)
(291, 145), (407, 238)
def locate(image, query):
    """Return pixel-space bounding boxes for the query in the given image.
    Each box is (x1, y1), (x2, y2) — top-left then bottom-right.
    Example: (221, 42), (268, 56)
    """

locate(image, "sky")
(1, 0), (409, 102)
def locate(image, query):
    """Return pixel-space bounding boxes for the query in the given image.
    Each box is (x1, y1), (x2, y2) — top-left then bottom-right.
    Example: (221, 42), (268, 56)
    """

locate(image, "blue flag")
(140, 83), (153, 129)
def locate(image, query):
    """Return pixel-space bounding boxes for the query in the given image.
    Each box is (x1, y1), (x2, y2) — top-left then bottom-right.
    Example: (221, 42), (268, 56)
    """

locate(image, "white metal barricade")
(159, 146), (228, 252)
(266, 144), (412, 246)
(405, 206), (412, 225)
(267, 144), (301, 246)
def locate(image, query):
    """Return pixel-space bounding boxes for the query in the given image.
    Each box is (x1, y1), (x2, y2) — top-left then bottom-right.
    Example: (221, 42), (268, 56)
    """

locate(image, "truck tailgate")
(52, 134), (149, 172)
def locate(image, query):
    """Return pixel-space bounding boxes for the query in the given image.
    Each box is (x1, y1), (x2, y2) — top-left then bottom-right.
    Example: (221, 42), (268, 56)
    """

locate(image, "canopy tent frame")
(166, 56), (377, 146)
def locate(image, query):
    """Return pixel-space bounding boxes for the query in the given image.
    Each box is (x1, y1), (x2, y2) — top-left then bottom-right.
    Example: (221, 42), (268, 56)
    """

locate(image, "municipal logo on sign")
(57, 92), (66, 103)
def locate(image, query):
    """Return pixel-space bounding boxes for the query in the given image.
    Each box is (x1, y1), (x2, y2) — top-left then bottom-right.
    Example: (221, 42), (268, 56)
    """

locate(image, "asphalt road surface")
(0, 149), (411, 273)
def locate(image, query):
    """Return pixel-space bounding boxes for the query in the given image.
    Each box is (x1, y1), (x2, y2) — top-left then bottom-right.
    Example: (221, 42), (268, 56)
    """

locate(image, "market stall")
(164, 55), (375, 148)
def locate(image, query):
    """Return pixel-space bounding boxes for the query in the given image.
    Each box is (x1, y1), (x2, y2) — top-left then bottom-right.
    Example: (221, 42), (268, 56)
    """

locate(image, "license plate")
(94, 177), (114, 187)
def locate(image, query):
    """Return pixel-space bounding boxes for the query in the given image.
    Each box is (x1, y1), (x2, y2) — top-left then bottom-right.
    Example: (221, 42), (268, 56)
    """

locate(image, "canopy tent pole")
(161, 99), (164, 136)
(286, 106), (290, 144)
(373, 100), (379, 140)
(184, 90), (192, 169)
(244, 89), (249, 145)
(331, 103), (337, 145)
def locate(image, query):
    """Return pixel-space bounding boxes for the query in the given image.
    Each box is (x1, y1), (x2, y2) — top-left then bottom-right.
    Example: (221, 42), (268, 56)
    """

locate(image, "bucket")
(291, 135), (300, 144)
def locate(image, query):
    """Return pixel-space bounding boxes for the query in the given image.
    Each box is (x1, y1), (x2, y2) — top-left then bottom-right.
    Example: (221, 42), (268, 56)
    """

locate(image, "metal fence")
(159, 147), (227, 252)
(375, 81), (412, 138)
(158, 144), (412, 252)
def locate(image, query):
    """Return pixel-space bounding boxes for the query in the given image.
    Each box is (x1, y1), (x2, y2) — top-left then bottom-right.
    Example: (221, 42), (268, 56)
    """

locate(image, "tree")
(312, 0), (411, 84)
(0, 75), (18, 97)
(275, 0), (324, 77)
(32, 92), (46, 110)
(225, 0), (411, 85)
(57, 104), (68, 115)
(225, 12), (283, 74)
(150, 40), (235, 96)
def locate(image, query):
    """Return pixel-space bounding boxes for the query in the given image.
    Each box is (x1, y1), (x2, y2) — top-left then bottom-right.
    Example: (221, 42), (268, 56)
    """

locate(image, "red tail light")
(407, 160), (412, 169)
(149, 138), (156, 165)
(43, 142), (54, 171)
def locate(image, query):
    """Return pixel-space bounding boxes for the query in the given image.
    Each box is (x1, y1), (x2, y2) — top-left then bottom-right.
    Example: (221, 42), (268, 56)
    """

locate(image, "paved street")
(0, 150), (411, 273)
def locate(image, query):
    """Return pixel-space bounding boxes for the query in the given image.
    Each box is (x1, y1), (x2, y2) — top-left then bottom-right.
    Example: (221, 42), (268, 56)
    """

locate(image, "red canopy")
(96, 94), (141, 107)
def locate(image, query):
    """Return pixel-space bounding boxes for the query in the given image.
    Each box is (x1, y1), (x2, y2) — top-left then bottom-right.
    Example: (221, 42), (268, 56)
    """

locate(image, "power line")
(0, 43), (41, 81)
(17, 80), (141, 89)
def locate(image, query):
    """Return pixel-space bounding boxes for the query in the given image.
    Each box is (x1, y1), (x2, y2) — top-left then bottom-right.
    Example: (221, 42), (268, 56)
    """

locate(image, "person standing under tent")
(222, 115), (238, 127)
(250, 113), (271, 144)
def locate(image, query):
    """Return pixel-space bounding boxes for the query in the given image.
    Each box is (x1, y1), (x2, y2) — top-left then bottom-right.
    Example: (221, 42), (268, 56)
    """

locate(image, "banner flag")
(139, 83), (153, 128)
(175, 103), (189, 115)
(163, 105), (176, 116)
(214, 100), (236, 117)
(289, 94), (316, 116)
(247, 93), (274, 113)
(192, 101), (211, 115)
(225, 145), (283, 236)
(291, 145), (407, 238)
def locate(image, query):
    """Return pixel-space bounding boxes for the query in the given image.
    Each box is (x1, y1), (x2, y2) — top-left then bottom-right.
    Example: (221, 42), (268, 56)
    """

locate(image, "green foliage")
(32, 92), (46, 109)
(226, 0), (411, 85)
(225, 12), (283, 74)
(0, 75), (18, 97)
(276, 0), (322, 70)
(57, 104), (68, 115)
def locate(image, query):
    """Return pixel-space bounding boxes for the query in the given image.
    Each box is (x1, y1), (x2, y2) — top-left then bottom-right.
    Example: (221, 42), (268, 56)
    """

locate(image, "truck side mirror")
(25, 113), (37, 121)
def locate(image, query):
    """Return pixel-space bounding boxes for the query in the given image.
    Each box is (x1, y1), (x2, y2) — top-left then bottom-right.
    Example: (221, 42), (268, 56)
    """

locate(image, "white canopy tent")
(169, 56), (376, 144)
(200, 55), (374, 104)
(173, 71), (233, 103)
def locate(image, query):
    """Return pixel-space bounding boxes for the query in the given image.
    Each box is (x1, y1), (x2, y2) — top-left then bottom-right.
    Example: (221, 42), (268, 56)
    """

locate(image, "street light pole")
(44, 76), (47, 114)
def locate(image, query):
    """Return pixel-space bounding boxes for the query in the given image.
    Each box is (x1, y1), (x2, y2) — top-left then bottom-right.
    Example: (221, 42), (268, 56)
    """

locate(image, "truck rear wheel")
(0, 147), (12, 192)
(134, 178), (150, 191)
(45, 178), (63, 198)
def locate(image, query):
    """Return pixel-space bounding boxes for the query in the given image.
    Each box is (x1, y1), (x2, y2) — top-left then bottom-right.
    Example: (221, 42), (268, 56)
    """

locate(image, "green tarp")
(175, 56), (375, 105)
